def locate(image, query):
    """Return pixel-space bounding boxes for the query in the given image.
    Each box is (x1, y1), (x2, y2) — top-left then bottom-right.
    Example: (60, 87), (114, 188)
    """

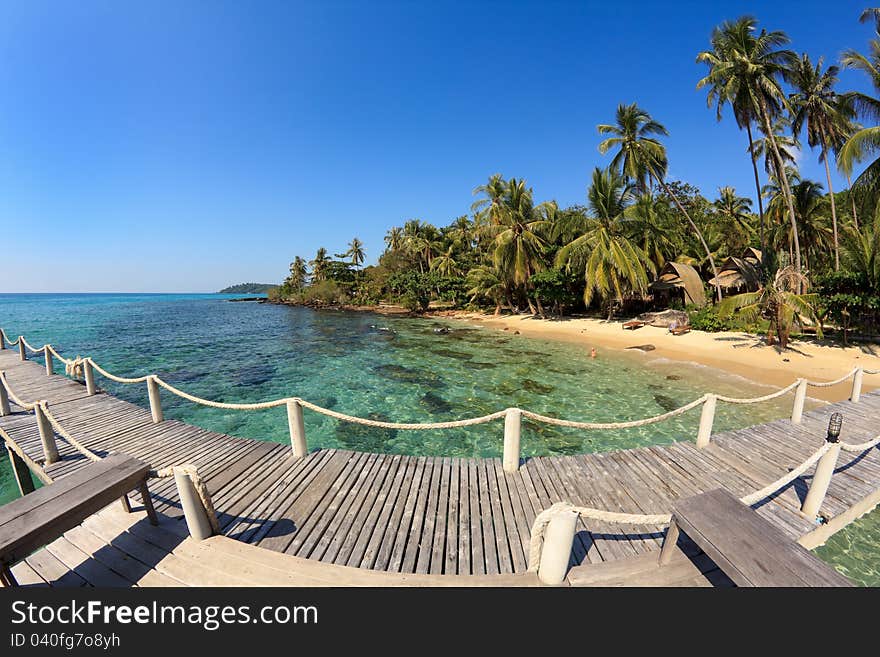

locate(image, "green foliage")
(529, 269), (581, 312)
(687, 305), (735, 332)
(218, 283), (277, 294)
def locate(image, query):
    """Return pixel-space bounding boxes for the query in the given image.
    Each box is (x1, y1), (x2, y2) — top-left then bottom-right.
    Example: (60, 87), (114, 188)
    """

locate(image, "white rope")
(0, 371), (37, 410)
(87, 358), (150, 384)
(20, 336), (44, 354)
(65, 357), (85, 379)
(806, 368), (859, 388)
(153, 376), (289, 410)
(38, 401), (102, 462)
(150, 464), (221, 534)
(840, 434), (880, 453)
(716, 380), (801, 404)
(296, 398), (507, 430)
(520, 395), (707, 430)
(47, 344), (73, 366)
(739, 443), (831, 506)
(864, 369), (880, 375)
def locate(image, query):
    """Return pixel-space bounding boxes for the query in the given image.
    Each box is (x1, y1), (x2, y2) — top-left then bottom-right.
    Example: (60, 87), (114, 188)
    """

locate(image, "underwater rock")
(653, 393), (680, 412)
(335, 412), (398, 451)
(521, 379), (554, 394)
(666, 374), (682, 381)
(420, 391), (453, 414)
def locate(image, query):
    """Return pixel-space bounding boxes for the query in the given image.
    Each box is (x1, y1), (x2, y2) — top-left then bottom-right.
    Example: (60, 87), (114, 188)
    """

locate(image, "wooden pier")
(1, 341), (880, 587)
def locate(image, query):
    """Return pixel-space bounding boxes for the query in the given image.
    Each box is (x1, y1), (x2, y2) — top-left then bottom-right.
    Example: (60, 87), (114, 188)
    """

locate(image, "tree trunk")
(658, 178), (722, 302)
(845, 169), (859, 229)
(758, 101), (802, 281)
(821, 134), (840, 271)
(746, 122), (767, 272)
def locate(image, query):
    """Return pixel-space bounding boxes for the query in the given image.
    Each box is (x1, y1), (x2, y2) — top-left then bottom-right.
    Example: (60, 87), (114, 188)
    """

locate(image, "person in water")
(590, 347), (597, 358)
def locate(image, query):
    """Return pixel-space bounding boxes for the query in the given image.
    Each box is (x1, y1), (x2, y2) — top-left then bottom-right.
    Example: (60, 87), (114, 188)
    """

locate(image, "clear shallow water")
(0, 292), (875, 584)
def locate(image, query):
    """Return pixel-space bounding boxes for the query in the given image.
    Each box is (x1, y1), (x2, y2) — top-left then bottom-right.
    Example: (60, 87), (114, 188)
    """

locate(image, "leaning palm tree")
(597, 104), (721, 299)
(697, 16), (802, 278)
(346, 237), (366, 271)
(789, 54), (853, 270)
(430, 245), (461, 277)
(309, 247), (331, 282)
(556, 167), (655, 317)
(718, 265), (820, 349)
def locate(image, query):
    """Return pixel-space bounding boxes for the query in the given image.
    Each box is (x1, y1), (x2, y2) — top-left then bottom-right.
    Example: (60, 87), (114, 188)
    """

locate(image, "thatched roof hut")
(709, 257), (761, 292)
(742, 247), (762, 265)
(649, 262), (707, 308)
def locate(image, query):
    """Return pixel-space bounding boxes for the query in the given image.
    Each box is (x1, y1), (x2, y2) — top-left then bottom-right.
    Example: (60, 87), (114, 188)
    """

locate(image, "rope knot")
(65, 357), (85, 379)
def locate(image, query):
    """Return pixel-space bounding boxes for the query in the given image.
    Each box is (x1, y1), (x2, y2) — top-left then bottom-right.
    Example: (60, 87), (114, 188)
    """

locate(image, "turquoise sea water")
(0, 293), (876, 584)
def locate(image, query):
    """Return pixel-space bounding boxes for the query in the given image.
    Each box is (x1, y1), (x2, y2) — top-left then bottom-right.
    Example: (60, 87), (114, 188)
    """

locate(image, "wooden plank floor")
(2, 348), (879, 582)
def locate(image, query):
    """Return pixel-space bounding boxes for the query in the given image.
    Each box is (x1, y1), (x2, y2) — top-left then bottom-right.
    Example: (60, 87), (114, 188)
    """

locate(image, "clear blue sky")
(0, 0), (874, 292)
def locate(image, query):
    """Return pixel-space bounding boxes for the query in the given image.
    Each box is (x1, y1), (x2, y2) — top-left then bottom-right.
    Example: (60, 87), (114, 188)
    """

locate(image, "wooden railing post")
(802, 413), (843, 519)
(503, 408), (522, 473)
(287, 399), (307, 459)
(851, 368), (864, 403)
(83, 359), (96, 395)
(6, 446), (35, 496)
(0, 378), (9, 416)
(18, 338), (25, 362)
(34, 402), (59, 464)
(791, 378), (807, 424)
(147, 376), (163, 423)
(0, 331), (5, 350)
(695, 394), (716, 449)
(44, 346), (54, 376)
(537, 509), (579, 585)
(173, 467), (213, 541)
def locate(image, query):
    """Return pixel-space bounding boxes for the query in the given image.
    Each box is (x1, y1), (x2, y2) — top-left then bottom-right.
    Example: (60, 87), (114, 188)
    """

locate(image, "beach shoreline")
(436, 310), (880, 403)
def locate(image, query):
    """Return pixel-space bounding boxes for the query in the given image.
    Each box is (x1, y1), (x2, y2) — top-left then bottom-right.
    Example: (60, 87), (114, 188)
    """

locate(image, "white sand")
(444, 312), (880, 403)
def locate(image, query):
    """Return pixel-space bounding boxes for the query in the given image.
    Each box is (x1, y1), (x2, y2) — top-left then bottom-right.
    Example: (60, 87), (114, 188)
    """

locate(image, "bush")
(687, 305), (734, 332)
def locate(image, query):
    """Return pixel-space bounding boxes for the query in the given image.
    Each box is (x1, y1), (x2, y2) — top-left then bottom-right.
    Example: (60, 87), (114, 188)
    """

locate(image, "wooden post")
(502, 408), (522, 473)
(147, 376), (163, 423)
(0, 379), (9, 416)
(802, 442), (841, 519)
(6, 446), (35, 496)
(658, 519), (681, 566)
(287, 399), (307, 459)
(34, 402), (59, 464)
(0, 331), (5, 350)
(791, 379), (807, 424)
(173, 467), (213, 541)
(44, 346), (54, 376)
(18, 338), (25, 362)
(537, 509), (579, 585)
(851, 368), (864, 403)
(695, 394), (716, 449)
(83, 359), (96, 395)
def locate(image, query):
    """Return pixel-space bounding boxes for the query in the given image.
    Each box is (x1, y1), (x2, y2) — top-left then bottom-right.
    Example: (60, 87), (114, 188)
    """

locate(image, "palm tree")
(597, 103), (668, 192)
(697, 16), (802, 278)
(597, 104), (721, 299)
(309, 247), (331, 282)
(751, 116), (800, 176)
(346, 237), (366, 271)
(713, 187), (755, 256)
(471, 174), (508, 225)
(841, 205), (880, 291)
(384, 227), (403, 252)
(287, 256), (309, 291)
(556, 167), (655, 317)
(446, 215), (474, 252)
(790, 180), (832, 273)
(789, 54), (852, 270)
(718, 265), (820, 349)
(466, 265), (509, 315)
(622, 193), (682, 271)
(430, 245), (461, 277)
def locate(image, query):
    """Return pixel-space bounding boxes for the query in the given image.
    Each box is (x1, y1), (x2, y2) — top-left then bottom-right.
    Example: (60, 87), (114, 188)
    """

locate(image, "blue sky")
(0, 0), (875, 292)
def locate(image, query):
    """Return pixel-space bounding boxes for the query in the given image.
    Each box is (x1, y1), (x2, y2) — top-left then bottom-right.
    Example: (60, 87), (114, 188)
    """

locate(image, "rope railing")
(3, 327), (880, 575)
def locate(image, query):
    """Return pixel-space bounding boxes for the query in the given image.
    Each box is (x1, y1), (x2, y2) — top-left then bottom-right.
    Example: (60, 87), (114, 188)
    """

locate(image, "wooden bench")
(622, 321), (646, 330)
(669, 325), (691, 336)
(0, 453), (157, 587)
(658, 488), (852, 587)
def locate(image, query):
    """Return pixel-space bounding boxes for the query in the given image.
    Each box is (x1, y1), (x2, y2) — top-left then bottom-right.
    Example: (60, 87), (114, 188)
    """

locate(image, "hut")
(708, 256), (761, 293)
(742, 247), (762, 265)
(648, 262), (707, 308)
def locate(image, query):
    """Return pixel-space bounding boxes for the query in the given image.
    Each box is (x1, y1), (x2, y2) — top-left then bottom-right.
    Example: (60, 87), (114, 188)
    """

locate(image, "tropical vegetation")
(269, 11), (880, 345)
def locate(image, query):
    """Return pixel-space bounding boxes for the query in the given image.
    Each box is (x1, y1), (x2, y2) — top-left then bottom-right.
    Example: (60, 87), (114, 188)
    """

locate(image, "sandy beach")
(443, 311), (880, 403)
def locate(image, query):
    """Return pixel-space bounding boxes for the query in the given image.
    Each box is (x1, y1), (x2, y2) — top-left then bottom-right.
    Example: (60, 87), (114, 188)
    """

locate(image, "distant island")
(218, 283), (278, 294)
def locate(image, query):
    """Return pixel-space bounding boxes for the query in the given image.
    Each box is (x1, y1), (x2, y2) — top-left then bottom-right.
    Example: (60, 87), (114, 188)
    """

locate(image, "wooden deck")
(2, 348), (879, 586)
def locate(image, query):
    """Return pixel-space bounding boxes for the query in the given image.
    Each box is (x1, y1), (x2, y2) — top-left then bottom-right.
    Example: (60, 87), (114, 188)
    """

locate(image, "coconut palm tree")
(430, 245), (461, 277)
(597, 104), (721, 299)
(471, 174), (508, 225)
(718, 265), (820, 349)
(697, 16), (802, 278)
(622, 193), (682, 271)
(309, 247), (331, 282)
(751, 116), (800, 176)
(556, 167), (655, 317)
(789, 54), (853, 270)
(446, 215), (474, 252)
(466, 265), (509, 315)
(384, 227), (403, 252)
(713, 187), (755, 256)
(287, 256), (309, 291)
(841, 204), (880, 291)
(346, 237), (365, 271)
